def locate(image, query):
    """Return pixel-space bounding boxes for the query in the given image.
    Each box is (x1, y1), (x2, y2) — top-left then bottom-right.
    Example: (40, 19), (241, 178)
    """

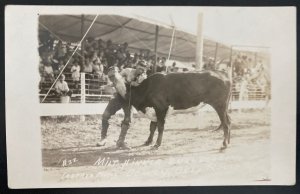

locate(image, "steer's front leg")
(153, 108), (168, 149)
(144, 121), (157, 146)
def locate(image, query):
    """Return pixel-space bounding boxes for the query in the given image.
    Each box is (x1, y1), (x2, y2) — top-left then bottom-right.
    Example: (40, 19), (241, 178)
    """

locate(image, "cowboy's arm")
(100, 79), (114, 89)
(131, 72), (147, 86)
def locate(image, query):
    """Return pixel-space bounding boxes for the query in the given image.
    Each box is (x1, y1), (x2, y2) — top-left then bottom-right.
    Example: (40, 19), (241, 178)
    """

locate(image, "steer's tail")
(225, 80), (232, 144)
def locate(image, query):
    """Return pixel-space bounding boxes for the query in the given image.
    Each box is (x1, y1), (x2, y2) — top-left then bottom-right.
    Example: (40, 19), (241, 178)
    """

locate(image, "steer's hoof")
(219, 142), (228, 152)
(116, 142), (130, 150)
(213, 125), (222, 132)
(96, 139), (107, 147)
(143, 141), (152, 146)
(219, 146), (227, 152)
(151, 144), (160, 150)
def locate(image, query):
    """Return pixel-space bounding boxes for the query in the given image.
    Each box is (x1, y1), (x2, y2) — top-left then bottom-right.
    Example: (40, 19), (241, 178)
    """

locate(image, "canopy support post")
(153, 25), (159, 73)
(167, 27), (176, 61)
(81, 14), (85, 66)
(214, 42), (219, 66)
(195, 13), (204, 71)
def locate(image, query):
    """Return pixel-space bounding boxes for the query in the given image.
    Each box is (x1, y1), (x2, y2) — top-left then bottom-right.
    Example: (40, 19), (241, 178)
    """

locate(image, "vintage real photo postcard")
(5, 6), (296, 188)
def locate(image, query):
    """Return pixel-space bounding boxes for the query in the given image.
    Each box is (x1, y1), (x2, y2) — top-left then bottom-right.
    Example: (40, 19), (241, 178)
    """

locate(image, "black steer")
(112, 70), (232, 149)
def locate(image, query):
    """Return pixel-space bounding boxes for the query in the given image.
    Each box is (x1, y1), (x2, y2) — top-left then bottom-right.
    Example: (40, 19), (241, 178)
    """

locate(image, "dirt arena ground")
(41, 108), (271, 186)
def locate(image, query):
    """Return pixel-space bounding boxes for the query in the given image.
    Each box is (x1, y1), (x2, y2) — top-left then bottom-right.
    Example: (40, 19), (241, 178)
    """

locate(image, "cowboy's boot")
(96, 114), (110, 147)
(116, 121), (130, 149)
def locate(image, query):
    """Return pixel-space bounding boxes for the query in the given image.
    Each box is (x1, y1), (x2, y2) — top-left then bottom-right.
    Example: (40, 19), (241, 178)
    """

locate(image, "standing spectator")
(233, 55), (243, 76)
(169, 62), (179, 73)
(218, 62), (229, 72)
(39, 57), (45, 83)
(71, 61), (81, 89)
(44, 63), (55, 82)
(53, 59), (64, 77)
(98, 39), (106, 50)
(92, 60), (104, 78)
(83, 57), (93, 79)
(83, 58), (93, 73)
(91, 51), (100, 63)
(203, 58), (215, 70)
(54, 41), (67, 60)
(157, 57), (167, 73)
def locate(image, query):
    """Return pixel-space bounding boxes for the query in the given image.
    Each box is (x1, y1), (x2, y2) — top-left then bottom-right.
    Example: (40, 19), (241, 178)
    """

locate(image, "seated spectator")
(55, 74), (72, 99)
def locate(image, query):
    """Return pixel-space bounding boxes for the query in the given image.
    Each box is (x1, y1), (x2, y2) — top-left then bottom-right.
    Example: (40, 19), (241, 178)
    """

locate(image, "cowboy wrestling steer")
(110, 69), (232, 149)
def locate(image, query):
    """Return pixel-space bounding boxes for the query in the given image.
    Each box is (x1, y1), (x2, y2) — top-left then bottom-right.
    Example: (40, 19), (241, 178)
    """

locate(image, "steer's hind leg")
(226, 113), (231, 144)
(212, 103), (230, 149)
(144, 121), (157, 146)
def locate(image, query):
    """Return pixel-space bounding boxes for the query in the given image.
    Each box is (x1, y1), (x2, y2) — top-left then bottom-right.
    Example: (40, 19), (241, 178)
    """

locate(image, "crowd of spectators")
(38, 31), (174, 102)
(201, 52), (266, 81)
(38, 32), (170, 87)
(38, 31), (268, 103)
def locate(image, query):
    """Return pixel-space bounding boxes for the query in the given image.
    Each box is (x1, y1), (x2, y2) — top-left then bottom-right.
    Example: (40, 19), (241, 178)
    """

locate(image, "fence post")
(80, 72), (86, 121)
(214, 42), (219, 66)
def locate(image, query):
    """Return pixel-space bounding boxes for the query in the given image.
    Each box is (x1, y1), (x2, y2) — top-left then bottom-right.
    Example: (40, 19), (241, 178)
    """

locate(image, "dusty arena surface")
(41, 108), (271, 186)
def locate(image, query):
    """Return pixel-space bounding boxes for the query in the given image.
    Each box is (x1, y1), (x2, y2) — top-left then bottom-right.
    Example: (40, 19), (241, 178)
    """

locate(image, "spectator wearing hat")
(119, 60), (148, 86)
(97, 62), (148, 147)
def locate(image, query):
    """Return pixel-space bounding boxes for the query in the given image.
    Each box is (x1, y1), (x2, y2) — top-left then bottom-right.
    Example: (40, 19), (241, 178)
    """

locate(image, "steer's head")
(107, 66), (127, 98)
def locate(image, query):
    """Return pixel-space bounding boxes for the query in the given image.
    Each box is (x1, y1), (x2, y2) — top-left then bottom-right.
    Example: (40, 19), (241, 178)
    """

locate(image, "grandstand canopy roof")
(39, 14), (231, 62)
